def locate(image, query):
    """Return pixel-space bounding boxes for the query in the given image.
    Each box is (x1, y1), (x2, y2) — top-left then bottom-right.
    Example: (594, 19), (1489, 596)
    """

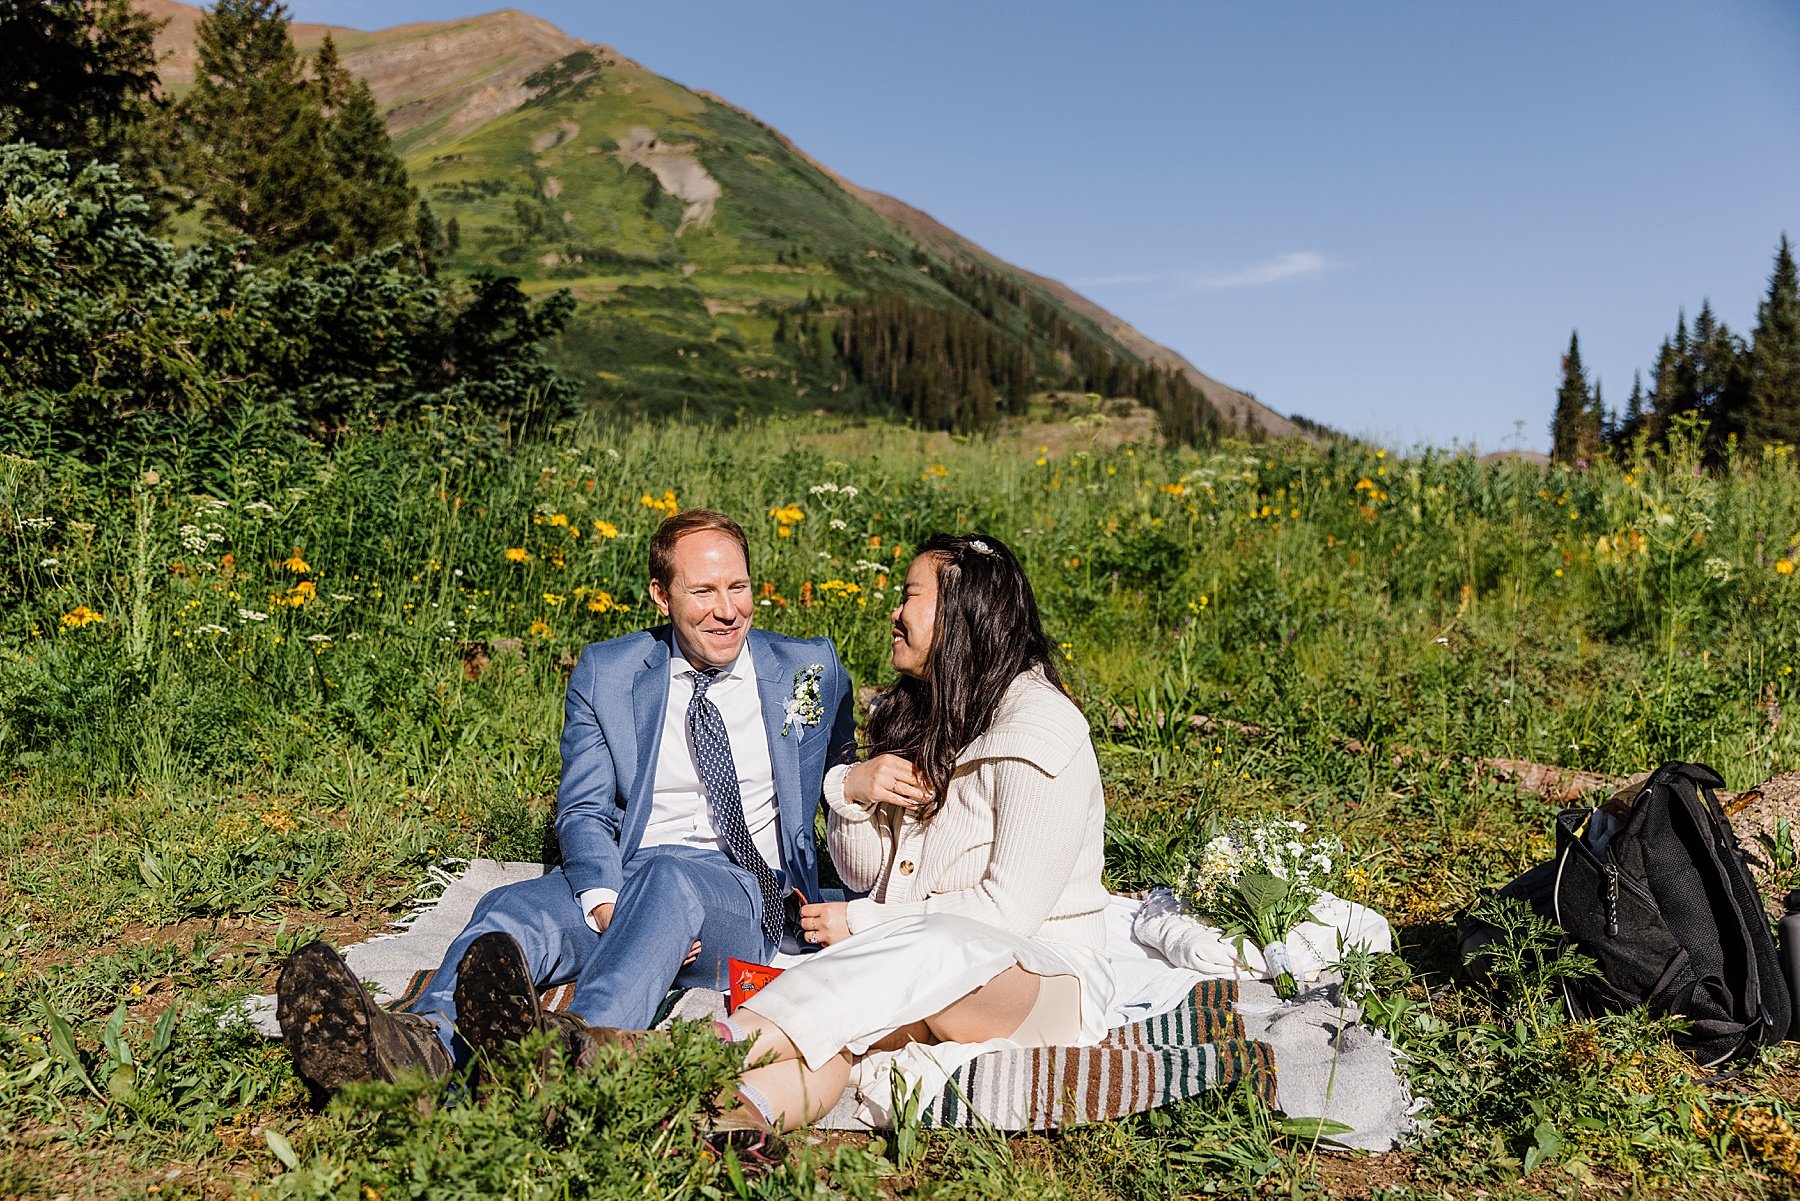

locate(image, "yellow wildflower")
(1778, 559), (1795, 575)
(640, 489), (678, 515)
(282, 549), (311, 574)
(543, 593), (564, 606)
(548, 513), (569, 527)
(586, 591), (615, 613)
(505, 547), (530, 563)
(769, 503), (805, 525)
(1159, 483), (1187, 496)
(60, 605), (104, 628)
(528, 619), (552, 640)
(593, 520), (619, 538)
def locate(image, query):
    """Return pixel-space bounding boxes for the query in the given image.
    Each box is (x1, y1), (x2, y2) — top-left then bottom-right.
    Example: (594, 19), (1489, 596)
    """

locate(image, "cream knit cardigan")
(823, 669), (1110, 949)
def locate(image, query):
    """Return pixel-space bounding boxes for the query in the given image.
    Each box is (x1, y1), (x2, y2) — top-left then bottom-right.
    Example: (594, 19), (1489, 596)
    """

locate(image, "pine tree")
(1551, 331), (1600, 464)
(1588, 379), (1611, 450)
(0, 0), (161, 165)
(316, 34), (415, 256)
(1618, 371), (1646, 445)
(1689, 299), (1749, 447)
(1746, 234), (1800, 448)
(181, 0), (337, 258)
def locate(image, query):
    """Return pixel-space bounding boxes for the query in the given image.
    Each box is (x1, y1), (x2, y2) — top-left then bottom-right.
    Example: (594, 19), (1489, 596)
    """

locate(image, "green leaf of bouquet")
(1236, 872), (1291, 911)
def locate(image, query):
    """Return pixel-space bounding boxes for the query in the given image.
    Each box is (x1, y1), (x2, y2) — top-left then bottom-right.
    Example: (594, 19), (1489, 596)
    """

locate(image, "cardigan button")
(897, 860), (915, 876)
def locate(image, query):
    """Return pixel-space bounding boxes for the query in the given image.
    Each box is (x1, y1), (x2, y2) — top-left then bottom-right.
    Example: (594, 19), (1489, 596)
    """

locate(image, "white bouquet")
(1174, 819), (1343, 999)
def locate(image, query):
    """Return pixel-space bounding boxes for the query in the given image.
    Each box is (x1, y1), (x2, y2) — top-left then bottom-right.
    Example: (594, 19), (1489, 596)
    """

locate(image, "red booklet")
(727, 958), (784, 1013)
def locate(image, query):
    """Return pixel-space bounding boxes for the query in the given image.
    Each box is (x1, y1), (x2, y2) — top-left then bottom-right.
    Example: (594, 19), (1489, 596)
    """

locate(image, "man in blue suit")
(277, 509), (856, 1087)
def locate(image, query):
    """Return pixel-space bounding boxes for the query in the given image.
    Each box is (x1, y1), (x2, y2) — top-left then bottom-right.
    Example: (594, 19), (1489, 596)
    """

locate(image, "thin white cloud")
(1186, 251), (1327, 290)
(1077, 251), (1328, 291)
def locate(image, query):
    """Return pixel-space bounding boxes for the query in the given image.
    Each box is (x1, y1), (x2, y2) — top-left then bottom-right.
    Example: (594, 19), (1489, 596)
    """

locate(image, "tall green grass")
(4, 413), (1800, 1198)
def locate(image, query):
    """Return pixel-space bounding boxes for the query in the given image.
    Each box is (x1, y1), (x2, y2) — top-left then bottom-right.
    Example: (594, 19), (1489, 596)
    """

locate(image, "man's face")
(650, 530), (754, 670)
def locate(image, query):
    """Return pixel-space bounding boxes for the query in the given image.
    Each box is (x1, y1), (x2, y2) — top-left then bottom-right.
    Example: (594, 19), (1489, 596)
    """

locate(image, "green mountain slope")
(146, 2), (1299, 437)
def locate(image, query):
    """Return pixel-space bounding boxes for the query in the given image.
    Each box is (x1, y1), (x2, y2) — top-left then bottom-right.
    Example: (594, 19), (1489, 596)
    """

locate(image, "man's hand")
(844, 754), (931, 809)
(589, 901), (615, 933)
(798, 901), (851, 947)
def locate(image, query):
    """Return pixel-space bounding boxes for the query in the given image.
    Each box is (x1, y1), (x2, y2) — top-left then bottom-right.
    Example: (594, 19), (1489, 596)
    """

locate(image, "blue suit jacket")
(553, 625), (857, 909)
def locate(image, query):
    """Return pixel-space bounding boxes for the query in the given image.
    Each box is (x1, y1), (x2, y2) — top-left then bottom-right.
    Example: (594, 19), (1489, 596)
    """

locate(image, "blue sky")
(281, 1), (1800, 451)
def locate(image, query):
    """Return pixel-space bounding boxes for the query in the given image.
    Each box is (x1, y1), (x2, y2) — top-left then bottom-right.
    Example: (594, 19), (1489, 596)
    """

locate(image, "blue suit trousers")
(408, 844), (773, 1054)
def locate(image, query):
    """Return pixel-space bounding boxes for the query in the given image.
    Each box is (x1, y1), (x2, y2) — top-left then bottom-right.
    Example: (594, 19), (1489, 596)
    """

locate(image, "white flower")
(21, 516), (54, 531)
(195, 624), (228, 635)
(238, 609), (269, 622)
(782, 664), (826, 736)
(829, 519), (848, 531)
(841, 485), (858, 499)
(39, 557), (58, 568)
(242, 500), (276, 515)
(305, 634), (332, 643)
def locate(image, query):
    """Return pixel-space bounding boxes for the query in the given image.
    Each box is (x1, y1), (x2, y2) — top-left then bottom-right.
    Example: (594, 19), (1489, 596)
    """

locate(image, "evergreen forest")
(1550, 236), (1800, 464)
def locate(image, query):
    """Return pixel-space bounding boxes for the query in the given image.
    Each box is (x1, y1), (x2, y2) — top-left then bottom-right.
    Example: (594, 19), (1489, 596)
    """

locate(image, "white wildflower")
(238, 609), (269, 622)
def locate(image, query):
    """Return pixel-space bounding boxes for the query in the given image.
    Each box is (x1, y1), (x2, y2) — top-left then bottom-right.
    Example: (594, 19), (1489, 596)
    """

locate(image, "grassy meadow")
(5, 409), (1800, 1199)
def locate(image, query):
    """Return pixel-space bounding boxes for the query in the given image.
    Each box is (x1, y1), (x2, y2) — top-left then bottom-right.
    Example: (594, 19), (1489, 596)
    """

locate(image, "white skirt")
(744, 912), (1117, 1071)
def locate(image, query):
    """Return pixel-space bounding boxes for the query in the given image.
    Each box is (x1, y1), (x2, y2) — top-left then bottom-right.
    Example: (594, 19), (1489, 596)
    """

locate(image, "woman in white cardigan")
(712, 532), (1115, 1157)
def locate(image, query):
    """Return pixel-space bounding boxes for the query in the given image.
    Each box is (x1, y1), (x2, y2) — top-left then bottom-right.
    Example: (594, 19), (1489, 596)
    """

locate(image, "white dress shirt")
(577, 640), (780, 926)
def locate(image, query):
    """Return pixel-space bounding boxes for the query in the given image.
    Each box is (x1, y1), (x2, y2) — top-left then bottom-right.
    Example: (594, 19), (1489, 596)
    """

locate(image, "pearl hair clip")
(968, 539), (995, 555)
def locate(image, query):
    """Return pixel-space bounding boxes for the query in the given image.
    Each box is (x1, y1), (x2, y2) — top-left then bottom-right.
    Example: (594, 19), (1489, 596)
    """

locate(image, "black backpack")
(1467, 761), (1792, 1066)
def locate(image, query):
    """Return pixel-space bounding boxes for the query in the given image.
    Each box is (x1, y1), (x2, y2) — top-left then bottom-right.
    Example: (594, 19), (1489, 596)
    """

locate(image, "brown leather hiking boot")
(453, 931), (644, 1074)
(277, 941), (450, 1094)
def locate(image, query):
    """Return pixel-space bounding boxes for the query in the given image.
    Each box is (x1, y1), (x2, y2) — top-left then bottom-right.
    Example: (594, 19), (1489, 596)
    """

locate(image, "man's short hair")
(648, 509), (751, 586)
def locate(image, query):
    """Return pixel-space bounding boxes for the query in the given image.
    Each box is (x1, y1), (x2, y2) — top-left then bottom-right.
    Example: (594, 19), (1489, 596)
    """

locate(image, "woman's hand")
(798, 901), (852, 947)
(844, 754), (931, 809)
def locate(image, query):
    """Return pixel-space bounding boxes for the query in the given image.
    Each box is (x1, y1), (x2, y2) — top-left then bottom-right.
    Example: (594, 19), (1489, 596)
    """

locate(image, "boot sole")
(454, 931), (542, 1065)
(277, 942), (383, 1091)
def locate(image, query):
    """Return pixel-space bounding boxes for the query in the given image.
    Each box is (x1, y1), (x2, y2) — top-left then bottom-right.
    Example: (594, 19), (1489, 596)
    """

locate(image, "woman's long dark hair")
(866, 532), (1062, 822)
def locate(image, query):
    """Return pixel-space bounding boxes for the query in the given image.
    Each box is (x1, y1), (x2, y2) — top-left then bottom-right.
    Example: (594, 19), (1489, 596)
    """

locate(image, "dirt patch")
(533, 120), (580, 153)
(1311, 1148), (1418, 1197)
(541, 175), (562, 199)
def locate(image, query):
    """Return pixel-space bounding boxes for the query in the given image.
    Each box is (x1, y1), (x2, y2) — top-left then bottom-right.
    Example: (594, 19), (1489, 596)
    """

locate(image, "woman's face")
(890, 554), (941, 679)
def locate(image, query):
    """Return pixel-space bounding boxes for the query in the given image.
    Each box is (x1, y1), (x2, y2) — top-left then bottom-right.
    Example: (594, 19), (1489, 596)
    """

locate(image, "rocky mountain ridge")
(140, 0), (1299, 439)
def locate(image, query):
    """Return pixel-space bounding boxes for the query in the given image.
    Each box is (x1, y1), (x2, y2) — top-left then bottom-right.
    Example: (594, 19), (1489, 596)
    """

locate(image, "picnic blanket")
(245, 860), (1413, 1150)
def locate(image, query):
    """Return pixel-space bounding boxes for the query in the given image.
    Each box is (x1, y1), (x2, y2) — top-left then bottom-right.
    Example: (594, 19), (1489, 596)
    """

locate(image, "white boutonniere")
(782, 663), (826, 736)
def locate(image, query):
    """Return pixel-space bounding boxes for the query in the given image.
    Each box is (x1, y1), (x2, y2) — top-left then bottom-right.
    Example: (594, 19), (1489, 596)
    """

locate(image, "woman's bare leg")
(922, 965), (1043, 1044)
(727, 1006), (801, 1064)
(734, 1050), (855, 1129)
(726, 966), (1069, 1131)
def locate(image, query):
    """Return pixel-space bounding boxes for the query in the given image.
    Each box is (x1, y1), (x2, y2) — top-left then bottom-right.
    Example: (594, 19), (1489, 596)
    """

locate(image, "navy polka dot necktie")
(686, 670), (785, 946)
